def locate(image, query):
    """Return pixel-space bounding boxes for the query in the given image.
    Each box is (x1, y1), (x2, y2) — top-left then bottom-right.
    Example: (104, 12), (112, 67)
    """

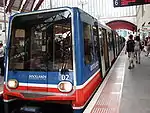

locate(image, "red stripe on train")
(3, 72), (102, 107)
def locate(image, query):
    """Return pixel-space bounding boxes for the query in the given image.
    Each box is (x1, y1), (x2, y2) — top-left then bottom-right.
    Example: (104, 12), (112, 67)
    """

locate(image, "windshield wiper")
(35, 23), (53, 32)
(60, 63), (69, 75)
(60, 40), (72, 74)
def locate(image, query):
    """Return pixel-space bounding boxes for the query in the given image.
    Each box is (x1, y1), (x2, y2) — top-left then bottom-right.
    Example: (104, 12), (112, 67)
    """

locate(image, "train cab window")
(9, 10), (73, 71)
(51, 24), (73, 70)
(9, 29), (25, 69)
(83, 22), (93, 64)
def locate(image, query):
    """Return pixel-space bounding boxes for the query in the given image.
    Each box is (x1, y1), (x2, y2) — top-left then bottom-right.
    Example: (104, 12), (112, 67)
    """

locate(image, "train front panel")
(3, 7), (78, 102)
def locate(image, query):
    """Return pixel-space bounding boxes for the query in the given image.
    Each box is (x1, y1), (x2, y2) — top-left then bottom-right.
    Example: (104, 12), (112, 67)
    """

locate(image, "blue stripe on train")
(7, 71), (74, 84)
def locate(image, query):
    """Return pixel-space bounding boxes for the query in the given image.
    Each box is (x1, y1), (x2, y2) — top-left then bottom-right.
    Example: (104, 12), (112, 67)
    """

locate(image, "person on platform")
(145, 37), (150, 57)
(125, 35), (135, 69)
(134, 36), (142, 64)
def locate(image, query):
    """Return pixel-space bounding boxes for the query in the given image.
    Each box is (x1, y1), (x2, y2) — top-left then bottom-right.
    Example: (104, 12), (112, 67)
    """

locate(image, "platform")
(84, 49), (150, 113)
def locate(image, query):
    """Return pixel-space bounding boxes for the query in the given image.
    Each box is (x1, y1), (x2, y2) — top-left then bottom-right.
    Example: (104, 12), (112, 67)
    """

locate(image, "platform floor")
(84, 49), (150, 113)
(120, 52), (150, 113)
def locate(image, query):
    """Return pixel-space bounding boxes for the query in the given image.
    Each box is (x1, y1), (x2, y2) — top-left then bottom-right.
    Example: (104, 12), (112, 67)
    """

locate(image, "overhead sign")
(142, 26), (150, 31)
(114, 0), (150, 7)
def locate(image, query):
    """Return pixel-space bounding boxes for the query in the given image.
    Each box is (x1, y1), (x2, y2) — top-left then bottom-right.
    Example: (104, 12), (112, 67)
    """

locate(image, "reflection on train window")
(83, 22), (93, 64)
(9, 29), (25, 69)
(50, 24), (73, 70)
(30, 26), (47, 71)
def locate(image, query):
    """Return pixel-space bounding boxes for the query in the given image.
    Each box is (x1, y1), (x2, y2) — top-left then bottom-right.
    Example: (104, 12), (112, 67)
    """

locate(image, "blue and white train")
(3, 7), (125, 113)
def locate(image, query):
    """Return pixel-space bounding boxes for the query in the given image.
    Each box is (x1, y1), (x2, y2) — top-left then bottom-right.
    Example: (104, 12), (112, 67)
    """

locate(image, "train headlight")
(58, 81), (73, 92)
(7, 79), (19, 89)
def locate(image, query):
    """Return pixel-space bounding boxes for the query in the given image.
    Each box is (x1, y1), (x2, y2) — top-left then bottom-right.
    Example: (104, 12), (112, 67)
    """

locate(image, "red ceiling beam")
(106, 20), (137, 32)
(6, 0), (23, 13)
(6, 0), (15, 13)
(34, 0), (44, 10)
(21, 0), (36, 12)
(5, 0), (43, 13)
(0, 0), (7, 7)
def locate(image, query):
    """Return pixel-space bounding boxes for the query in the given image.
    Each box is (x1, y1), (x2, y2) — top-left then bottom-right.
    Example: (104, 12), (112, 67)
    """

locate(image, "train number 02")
(61, 74), (70, 80)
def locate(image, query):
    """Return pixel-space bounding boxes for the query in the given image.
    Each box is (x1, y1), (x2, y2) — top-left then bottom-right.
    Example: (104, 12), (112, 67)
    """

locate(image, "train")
(3, 7), (125, 113)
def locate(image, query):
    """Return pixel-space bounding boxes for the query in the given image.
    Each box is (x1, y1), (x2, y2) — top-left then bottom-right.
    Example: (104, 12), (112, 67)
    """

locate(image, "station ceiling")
(0, 0), (137, 32)
(0, 0), (44, 13)
(106, 20), (137, 32)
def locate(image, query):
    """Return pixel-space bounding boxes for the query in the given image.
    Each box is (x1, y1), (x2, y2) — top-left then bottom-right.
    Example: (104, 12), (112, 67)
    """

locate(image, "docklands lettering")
(29, 75), (47, 80)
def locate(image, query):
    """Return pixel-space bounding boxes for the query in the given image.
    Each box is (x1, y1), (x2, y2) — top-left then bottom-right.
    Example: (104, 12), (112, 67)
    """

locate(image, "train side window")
(93, 26), (98, 58)
(108, 32), (111, 50)
(98, 28), (103, 56)
(83, 22), (93, 64)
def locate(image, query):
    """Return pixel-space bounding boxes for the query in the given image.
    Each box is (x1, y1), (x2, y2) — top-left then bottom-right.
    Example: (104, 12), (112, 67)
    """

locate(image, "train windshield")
(9, 10), (73, 71)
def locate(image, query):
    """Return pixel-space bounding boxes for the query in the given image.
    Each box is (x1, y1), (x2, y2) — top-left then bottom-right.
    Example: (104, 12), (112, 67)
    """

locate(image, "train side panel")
(72, 9), (102, 110)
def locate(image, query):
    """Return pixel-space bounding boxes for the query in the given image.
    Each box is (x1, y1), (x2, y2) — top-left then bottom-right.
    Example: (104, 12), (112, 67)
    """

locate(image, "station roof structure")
(0, 0), (44, 13)
(0, 0), (137, 33)
(106, 20), (137, 32)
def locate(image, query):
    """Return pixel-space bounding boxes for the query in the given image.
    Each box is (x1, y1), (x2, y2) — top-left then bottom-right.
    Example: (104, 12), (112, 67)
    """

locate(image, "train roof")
(11, 6), (97, 20)
(11, 6), (113, 32)
(98, 22), (112, 31)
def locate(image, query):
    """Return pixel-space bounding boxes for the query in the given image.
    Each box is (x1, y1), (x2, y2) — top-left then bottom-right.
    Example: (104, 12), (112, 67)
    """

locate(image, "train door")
(27, 27), (48, 92)
(108, 32), (114, 66)
(102, 28), (110, 73)
(116, 35), (119, 55)
(114, 33), (118, 56)
(99, 28), (110, 77)
(118, 36), (121, 53)
(98, 28), (105, 77)
(112, 31), (116, 60)
(93, 22), (102, 78)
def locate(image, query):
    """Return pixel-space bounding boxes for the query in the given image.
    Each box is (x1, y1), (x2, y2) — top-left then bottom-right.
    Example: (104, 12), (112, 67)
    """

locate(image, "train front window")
(9, 10), (73, 71)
